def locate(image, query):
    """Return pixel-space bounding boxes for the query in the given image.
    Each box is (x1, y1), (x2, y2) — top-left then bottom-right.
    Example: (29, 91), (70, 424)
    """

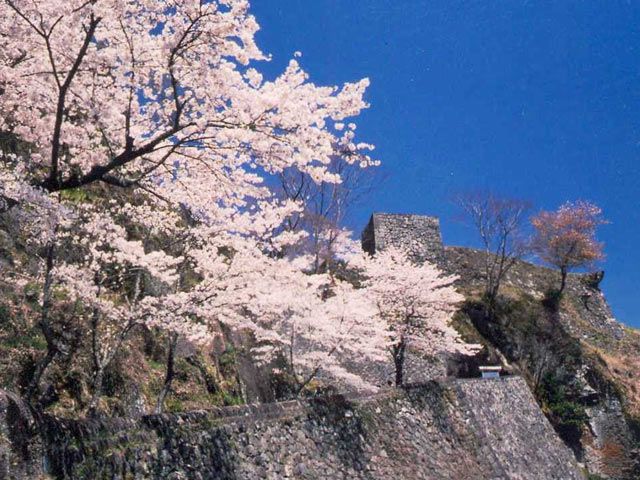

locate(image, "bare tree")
(277, 156), (381, 273)
(456, 191), (531, 318)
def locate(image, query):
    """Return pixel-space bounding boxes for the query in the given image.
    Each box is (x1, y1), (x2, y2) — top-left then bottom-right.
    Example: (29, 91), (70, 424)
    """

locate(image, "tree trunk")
(88, 366), (105, 417)
(393, 339), (407, 387)
(485, 286), (498, 322)
(25, 243), (57, 403)
(559, 266), (568, 295)
(155, 332), (179, 414)
(24, 347), (58, 402)
(185, 355), (219, 394)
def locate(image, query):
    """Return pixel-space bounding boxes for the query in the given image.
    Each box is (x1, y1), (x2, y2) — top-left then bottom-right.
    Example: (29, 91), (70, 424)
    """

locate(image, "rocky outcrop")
(583, 395), (638, 479)
(444, 246), (640, 478)
(443, 246), (626, 342)
(0, 378), (584, 479)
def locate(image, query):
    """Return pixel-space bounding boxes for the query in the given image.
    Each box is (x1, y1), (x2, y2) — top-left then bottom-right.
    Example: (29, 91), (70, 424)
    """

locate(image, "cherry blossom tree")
(0, 0), (379, 411)
(358, 247), (478, 387)
(1, 0), (477, 413)
(14, 188), (308, 413)
(0, 162), (73, 401)
(531, 201), (607, 295)
(50, 202), (184, 414)
(0, 0), (374, 199)
(240, 261), (388, 394)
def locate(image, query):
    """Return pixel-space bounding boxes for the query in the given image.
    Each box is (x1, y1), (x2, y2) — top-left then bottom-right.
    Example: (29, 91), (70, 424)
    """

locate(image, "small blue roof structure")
(479, 366), (502, 379)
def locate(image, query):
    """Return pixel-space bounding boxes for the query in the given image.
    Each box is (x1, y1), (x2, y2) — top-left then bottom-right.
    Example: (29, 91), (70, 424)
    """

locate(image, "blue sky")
(251, 1), (640, 328)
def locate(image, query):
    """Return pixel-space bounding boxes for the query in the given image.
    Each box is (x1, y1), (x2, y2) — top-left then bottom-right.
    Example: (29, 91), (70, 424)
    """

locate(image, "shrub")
(538, 373), (588, 446)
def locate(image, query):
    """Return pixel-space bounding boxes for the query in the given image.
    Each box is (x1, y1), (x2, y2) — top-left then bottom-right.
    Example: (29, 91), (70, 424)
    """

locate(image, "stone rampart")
(361, 213), (445, 265)
(0, 377), (584, 479)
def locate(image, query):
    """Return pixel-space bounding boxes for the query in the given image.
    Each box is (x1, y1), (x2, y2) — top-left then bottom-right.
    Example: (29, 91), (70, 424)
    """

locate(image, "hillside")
(1, 211), (639, 479)
(362, 212), (640, 479)
(444, 246), (640, 479)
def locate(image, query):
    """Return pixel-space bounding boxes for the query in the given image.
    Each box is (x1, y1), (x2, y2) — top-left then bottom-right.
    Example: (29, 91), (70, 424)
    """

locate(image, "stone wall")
(0, 390), (45, 480)
(361, 213), (445, 265)
(453, 379), (582, 479)
(0, 377), (584, 479)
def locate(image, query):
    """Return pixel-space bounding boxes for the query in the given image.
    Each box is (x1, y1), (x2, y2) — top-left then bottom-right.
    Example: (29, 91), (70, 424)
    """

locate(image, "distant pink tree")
(531, 201), (607, 295)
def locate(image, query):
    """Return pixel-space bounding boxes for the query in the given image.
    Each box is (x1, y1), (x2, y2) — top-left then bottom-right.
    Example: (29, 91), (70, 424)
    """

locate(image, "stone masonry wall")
(0, 377), (584, 480)
(454, 379), (582, 479)
(361, 213), (445, 265)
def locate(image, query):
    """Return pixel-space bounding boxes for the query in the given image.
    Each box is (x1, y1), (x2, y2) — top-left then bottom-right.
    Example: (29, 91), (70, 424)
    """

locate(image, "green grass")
(2, 333), (47, 351)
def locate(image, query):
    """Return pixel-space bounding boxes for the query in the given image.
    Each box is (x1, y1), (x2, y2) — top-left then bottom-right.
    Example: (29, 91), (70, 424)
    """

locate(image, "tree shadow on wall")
(144, 414), (239, 480)
(305, 394), (374, 477)
(404, 381), (460, 438)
